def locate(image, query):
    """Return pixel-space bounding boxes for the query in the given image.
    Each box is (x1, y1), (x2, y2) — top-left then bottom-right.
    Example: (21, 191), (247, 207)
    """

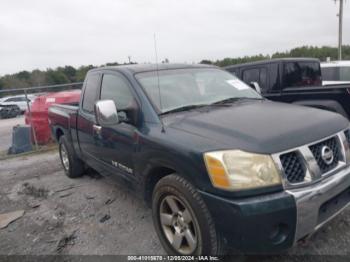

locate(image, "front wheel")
(152, 174), (225, 255)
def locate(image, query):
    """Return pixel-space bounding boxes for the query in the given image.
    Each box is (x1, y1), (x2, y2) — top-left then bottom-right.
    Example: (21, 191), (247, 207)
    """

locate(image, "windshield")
(322, 66), (350, 81)
(136, 68), (261, 113)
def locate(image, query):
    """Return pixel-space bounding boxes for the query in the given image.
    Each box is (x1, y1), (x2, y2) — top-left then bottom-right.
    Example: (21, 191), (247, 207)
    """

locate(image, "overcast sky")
(0, 0), (349, 75)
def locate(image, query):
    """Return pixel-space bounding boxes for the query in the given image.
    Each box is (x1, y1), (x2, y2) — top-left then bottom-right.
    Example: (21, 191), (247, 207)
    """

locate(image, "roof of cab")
(224, 57), (320, 70)
(89, 63), (216, 74)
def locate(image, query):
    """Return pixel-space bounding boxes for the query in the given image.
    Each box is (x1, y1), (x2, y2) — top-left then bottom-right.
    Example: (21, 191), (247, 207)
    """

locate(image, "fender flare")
(137, 154), (203, 205)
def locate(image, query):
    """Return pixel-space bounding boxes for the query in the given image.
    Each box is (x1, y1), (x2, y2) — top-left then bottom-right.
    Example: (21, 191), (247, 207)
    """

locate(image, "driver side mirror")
(95, 100), (119, 126)
(250, 82), (262, 94)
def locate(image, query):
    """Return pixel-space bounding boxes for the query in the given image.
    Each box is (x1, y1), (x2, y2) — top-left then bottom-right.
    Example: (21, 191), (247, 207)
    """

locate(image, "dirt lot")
(1, 150), (350, 257)
(0, 116), (25, 153)
(0, 151), (161, 255)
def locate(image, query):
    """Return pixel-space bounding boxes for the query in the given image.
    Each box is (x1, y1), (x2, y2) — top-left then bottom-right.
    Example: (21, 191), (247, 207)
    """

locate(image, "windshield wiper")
(159, 97), (263, 115)
(160, 104), (209, 116)
(211, 97), (263, 105)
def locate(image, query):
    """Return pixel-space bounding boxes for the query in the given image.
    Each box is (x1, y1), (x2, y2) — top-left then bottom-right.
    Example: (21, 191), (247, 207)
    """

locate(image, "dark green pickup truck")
(49, 63), (350, 255)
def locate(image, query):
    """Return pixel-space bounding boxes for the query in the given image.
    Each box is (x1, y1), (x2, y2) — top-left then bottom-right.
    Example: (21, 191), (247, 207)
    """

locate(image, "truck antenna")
(154, 33), (165, 133)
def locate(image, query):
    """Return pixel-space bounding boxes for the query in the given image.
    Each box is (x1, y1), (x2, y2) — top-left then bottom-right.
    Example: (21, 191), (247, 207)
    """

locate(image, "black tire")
(58, 135), (84, 178)
(9, 105), (20, 118)
(1, 107), (10, 119)
(152, 174), (225, 255)
(0, 108), (5, 119)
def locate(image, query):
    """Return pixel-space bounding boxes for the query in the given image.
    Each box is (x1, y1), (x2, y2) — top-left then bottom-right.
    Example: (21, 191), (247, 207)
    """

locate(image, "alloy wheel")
(60, 144), (70, 171)
(159, 195), (198, 254)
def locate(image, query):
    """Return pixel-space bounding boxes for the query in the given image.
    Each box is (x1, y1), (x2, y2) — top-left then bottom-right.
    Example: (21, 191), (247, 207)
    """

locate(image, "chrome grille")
(273, 129), (349, 188)
(309, 137), (341, 173)
(280, 152), (306, 183)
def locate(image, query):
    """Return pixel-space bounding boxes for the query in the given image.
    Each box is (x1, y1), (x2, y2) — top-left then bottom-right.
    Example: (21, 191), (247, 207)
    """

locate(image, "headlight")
(204, 150), (282, 191)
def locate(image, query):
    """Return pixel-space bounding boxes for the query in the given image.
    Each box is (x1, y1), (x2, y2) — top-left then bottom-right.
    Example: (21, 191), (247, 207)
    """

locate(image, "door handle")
(93, 124), (102, 135)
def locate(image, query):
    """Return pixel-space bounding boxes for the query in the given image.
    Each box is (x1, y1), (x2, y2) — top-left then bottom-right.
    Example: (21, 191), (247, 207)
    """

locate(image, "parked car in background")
(225, 58), (350, 119)
(0, 94), (36, 113)
(321, 61), (350, 86)
(49, 64), (350, 255)
(25, 90), (81, 144)
(0, 104), (21, 119)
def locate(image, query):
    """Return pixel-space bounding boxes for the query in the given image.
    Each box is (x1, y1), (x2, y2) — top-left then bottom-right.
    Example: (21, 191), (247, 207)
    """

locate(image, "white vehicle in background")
(0, 94), (36, 113)
(321, 61), (350, 86)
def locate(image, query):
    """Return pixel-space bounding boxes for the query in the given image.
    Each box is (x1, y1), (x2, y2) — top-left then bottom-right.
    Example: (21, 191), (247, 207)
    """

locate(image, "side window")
(7, 97), (22, 102)
(19, 97), (27, 102)
(284, 62), (321, 87)
(242, 69), (260, 84)
(100, 74), (134, 111)
(269, 63), (280, 90)
(228, 69), (238, 77)
(82, 73), (100, 113)
(259, 68), (267, 91)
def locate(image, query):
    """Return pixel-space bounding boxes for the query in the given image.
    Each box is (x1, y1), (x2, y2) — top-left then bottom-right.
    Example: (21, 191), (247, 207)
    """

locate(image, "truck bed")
(49, 103), (79, 115)
(48, 104), (79, 141)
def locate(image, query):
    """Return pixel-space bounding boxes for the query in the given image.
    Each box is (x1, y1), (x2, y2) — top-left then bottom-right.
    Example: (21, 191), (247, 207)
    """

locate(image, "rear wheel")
(59, 135), (84, 178)
(152, 174), (225, 255)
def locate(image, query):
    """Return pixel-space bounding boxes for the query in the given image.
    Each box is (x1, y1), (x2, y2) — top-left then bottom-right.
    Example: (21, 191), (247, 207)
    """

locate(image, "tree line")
(0, 62), (133, 91)
(201, 45), (350, 67)
(0, 45), (349, 90)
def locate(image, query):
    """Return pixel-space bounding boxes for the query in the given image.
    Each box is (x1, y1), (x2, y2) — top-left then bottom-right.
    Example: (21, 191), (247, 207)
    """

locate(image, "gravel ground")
(0, 151), (161, 255)
(0, 116), (25, 152)
(1, 150), (350, 258)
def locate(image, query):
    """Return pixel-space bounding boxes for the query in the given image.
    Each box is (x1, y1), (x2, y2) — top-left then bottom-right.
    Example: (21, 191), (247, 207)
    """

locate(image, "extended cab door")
(77, 72), (102, 163)
(93, 72), (138, 179)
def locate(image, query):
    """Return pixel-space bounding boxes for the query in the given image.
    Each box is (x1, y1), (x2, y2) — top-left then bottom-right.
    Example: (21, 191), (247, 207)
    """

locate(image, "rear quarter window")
(284, 62), (322, 87)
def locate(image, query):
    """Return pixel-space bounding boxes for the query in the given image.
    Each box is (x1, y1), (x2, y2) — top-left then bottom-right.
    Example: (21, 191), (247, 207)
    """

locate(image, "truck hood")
(165, 100), (349, 154)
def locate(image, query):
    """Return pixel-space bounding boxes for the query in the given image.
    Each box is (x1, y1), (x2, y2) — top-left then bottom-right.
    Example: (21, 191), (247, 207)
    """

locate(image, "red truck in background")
(25, 89), (81, 144)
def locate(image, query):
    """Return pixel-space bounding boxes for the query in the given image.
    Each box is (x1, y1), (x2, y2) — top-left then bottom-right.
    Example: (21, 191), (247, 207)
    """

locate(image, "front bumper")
(289, 164), (350, 242)
(200, 190), (297, 253)
(200, 165), (350, 253)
